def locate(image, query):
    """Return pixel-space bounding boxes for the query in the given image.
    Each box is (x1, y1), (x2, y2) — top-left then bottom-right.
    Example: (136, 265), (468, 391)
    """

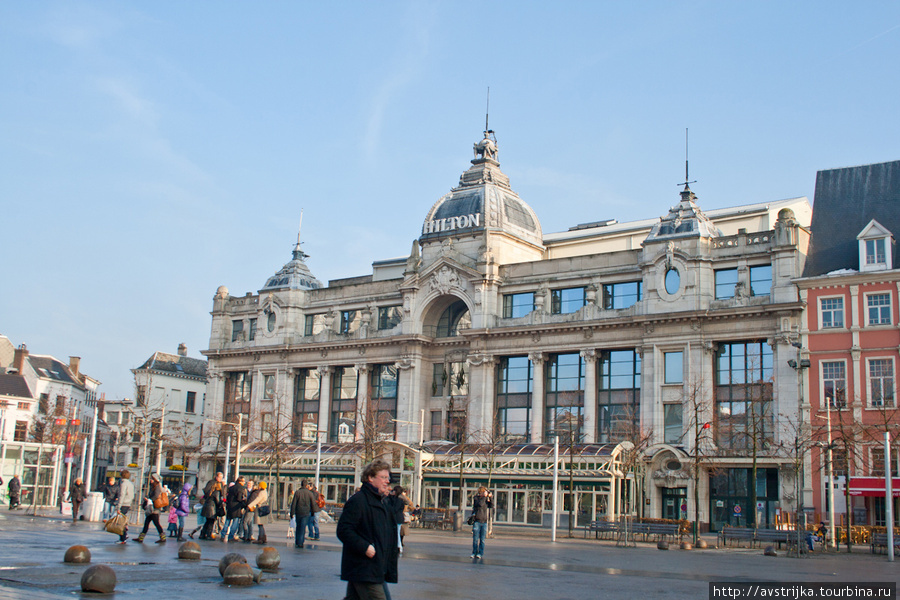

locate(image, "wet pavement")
(0, 511), (897, 599)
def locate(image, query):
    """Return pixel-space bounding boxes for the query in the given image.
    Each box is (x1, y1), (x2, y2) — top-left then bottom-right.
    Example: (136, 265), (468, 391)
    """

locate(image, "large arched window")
(436, 300), (471, 337)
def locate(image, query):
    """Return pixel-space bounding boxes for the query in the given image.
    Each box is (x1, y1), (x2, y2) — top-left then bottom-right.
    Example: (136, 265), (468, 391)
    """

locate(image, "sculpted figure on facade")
(430, 266), (461, 296)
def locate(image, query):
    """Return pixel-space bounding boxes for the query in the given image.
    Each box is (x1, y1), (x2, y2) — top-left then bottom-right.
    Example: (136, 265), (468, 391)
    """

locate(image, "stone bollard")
(680, 541), (692, 550)
(218, 553), (248, 577)
(657, 540), (669, 550)
(696, 539), (708, 549)
(64, 545), (91, 564)
(764, 545), (777, 557)
(223, 562), (255, 586)
(178, 541), (201, 560)
(256, 547), (281, 571)
(81, 564), (116, 593)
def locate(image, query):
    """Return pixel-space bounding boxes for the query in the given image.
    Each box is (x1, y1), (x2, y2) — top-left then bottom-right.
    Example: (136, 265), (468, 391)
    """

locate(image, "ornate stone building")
(203, 130), (812, 530)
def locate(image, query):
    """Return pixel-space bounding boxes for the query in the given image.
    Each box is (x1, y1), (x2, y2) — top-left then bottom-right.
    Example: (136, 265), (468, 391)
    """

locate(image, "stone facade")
(203, 131), (812, 530)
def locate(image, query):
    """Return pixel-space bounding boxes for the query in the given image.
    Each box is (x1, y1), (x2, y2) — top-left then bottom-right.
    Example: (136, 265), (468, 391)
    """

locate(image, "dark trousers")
(294, 515), (310, 547)
(71, 500), (82, 521)
(119, 506), (131, 542)
(141, 513), (164, 535)
(200, 518), (216, 539)
(343, 581), (387, 600)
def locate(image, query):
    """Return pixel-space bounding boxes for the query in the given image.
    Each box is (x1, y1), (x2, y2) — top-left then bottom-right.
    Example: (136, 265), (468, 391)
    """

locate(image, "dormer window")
(857, 219), (893, 272)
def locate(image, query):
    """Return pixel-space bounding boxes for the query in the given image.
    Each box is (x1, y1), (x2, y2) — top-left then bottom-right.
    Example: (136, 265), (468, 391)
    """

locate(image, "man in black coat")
(223, 476), (247, 542)
(337, 459), (398, 600)
(8, 475), (21, 509)
(289, 479), (319, 548)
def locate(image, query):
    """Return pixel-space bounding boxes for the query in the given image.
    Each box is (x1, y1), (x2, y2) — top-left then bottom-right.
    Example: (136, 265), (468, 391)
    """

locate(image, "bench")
(419, 512), (448, 530)
(755, 529), (794, 549)
(627, 523), (680, 542)
(720, 527), (755, 547)
(584, 520), (619, 540)
(871, 532), (900, 554)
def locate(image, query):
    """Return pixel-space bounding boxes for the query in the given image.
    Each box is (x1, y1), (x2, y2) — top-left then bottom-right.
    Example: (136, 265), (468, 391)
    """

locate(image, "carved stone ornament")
(430, 266), (461, 295)
(395, 356), (415, 370)
(466, 353), (493, 367)
(580, 348), (597, 362)
(528, 352), (544, 364)
(643, 323), (655, 336)
(531, 332), (541, 343)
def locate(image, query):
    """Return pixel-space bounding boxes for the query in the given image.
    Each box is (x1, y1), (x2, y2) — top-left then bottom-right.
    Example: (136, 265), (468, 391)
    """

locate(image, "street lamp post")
(788, 342), (811, 556)
(547, 430), (560, 543)
(210, 414), (243, 482)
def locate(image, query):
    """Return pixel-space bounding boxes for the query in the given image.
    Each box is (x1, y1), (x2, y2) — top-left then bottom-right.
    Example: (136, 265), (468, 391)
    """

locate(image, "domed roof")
(261, 225), (322, 292)
(644, 185), (721, 243)
(420, 131), (542, 247)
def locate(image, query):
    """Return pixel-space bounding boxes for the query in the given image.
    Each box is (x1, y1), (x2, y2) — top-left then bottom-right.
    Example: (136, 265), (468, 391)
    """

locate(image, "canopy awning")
(848, 477), (900, 497)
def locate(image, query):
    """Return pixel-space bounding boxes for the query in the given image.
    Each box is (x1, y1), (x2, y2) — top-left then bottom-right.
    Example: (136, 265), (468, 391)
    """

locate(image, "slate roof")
(136, 352), (208, 379)
(0, 373), (32, 398)
(803, 160), (900, 277)
(28, 355), (79, 385)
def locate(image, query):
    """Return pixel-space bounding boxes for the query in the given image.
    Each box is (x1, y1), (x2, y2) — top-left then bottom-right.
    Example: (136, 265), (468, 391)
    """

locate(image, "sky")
(1, 1), (898, 401)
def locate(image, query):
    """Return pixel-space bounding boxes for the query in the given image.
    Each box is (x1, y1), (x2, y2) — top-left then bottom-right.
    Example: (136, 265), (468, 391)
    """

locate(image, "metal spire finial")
(485, 86), (490, 134)
(679, 128), (697, 191)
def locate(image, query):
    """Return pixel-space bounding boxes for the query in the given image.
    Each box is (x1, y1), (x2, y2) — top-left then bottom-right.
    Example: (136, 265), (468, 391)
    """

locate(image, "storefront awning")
(848, 477), (900, 497)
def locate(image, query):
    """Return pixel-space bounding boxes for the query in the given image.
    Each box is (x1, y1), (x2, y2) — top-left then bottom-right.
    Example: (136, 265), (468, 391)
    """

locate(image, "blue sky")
(1, 1), (898, 400)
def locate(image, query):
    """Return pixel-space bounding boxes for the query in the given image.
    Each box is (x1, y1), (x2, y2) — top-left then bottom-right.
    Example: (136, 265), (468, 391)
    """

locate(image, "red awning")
(848, 477), (900, 497)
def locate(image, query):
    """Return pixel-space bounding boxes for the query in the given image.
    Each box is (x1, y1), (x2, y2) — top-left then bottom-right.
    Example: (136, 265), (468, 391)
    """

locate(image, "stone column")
(355, 364), (370, 442)
(317, 366), (333, 441)
(394, 355), (417, 444)
(279, 368), (296, 441)
(581, 349), (598, 443)
(529, 352), (546, 443)
(466, 353), (496, 437)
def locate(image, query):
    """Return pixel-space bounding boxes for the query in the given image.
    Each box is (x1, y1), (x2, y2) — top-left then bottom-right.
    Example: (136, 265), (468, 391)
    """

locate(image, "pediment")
(857, 219), (893, 240)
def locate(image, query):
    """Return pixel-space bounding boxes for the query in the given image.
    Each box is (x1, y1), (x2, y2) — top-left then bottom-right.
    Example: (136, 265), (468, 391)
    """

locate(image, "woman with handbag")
(199, 474), (224, 540)
(247, 481), (270, 544)
(135, 474), (167, 544)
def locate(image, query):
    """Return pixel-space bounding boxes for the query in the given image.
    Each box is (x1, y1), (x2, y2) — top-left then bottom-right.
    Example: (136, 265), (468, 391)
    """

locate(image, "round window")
(666, 460), (682, 471)
(665, 268), (681, 295)
(267, 311), (276, 332)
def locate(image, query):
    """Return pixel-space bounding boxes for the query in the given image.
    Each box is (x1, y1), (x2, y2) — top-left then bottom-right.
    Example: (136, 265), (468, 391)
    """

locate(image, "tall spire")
(679, 128), (696, 192)
(292, 210), (308, 261)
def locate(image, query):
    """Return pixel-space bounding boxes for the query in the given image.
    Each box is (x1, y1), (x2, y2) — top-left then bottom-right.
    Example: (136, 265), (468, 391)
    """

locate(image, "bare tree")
(681, 374), (717, 544)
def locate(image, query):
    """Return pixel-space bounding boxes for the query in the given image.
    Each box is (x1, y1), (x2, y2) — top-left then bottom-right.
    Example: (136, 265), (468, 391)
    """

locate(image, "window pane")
(665, 352), (683, 384)
(503, 292), (535, 318)
(821, 297), (844, 328)
(715, 269), (738, 299)
(603, 281), (642, 310)
(749, 265), (772, 297)
(664, 404), (682, 444)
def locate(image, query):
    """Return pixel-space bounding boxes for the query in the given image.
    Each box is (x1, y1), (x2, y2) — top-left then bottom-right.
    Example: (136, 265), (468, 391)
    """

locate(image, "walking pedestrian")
(289, 479), (319, 548)
(174, 483), (192, 541)
(8, 475), (21, 510)
(100, 476), (119, 520)
(199, 473), (224, 540)
(223, 476), (247, 542)
(135, 474), (167, 544)
(307, 482), (323, 540)
(69, 478), (86, 522)
(115, 470), (135, 543)
(470, 487), (492, 559)
(240, 480), (257, 542)
(337, 459), (399, 600)
(249, 481), (269, 545)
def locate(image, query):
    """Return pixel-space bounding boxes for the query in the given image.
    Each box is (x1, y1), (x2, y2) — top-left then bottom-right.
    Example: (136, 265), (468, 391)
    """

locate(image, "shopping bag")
(105, 512), (127, 535)
(61, 501), (73, 517)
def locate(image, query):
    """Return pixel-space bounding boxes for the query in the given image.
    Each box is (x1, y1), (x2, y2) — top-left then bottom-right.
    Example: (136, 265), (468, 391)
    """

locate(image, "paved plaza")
(0, 511), (897, 600)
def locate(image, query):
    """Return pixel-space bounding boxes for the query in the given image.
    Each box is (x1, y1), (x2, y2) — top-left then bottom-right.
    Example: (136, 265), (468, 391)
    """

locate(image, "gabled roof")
(856, 218), (893, 240)
(135, 352), (208, 379)
(28, 355), (79, 385)
(0, 373), (32, 398)
(804, 160), (900, 277)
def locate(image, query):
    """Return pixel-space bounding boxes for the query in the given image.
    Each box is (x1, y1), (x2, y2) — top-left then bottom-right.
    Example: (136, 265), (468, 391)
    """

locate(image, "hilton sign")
(422, 213), (481, 235)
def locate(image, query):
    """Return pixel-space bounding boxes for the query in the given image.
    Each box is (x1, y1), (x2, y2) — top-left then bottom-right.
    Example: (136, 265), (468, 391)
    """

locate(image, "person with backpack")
(174, 483), (192, 541)
(136, 474), (167, 544)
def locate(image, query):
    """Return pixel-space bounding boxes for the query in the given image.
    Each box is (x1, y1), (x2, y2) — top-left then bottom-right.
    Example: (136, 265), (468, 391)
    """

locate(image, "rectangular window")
(551, 287), (586, 314)
(447, 411), (467, 444)
(263, 374), (276, 400)
(13, 420), (27, 442)
(664, 351), (683, 384)
(545, 353), (585, 444)
(185, 391), (196, 413)
(368, 365), (399, 438)
(223, 372), (252, 434)
(603, 281), (642, 310)
(248, 318), (257, 341)
(663, 404), (682, 445)
(293, 368), (320, 443)
(106, 411), (119, 425)
(339, 310), (358, 335)
(496, 356), (532, 443)
(165, 450), (174, 467)
(331, 367), (359, 442)
(136, 386), (146, 407)
(449, 362), (468, 397)
(377, 306), (402, 330)
(821, 361), (846, 408)
(304, 314), (326, 336)
(749, 265), (772, 297)
(866, 238), (886, 265)
(820, 297), (844, 328)
(598, 350), (641, 443)
(715, 268), (738, 299)
(231, 320), (244, 342)
(502, 292), (536, 318)
(432, 363), (445, 396)
(715, 341), (774, 450)
(868, 359), (894, 407)
(17, 401), (29, 410)
(866, 293), (891, 325)
(430, 410), (442, 440)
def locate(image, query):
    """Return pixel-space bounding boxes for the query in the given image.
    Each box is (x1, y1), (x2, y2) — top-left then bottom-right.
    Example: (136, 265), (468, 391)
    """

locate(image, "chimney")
(69, 356), (81, 378)
(13, 344), (28, 373)
(177, 343), (187, 357)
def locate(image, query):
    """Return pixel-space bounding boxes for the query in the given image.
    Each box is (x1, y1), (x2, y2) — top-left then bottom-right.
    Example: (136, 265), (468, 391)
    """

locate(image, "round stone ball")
(178, 541), (201, 560)
(764, 545), (777, 557)
(64, 545), (91, 564)
(696, 539), (708, 549)
(680, 541), (693, 550)
(80, 564), (116, 593)
(657, 540), (669, 550)
(256, 547), (280, 571)
(218, 552), (247, 577)
(223, 562), (255, 586)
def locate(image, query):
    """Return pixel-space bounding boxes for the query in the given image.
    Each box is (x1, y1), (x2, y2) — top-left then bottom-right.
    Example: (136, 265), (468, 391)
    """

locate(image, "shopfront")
(709, 467), (779, 531)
